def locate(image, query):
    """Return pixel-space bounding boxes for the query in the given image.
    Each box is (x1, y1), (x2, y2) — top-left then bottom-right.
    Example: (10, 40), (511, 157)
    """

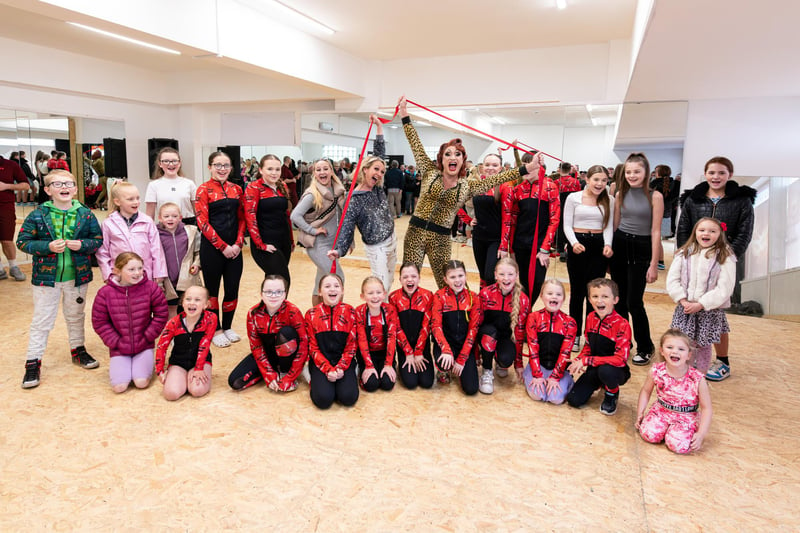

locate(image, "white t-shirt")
(144, 176), (197, 218)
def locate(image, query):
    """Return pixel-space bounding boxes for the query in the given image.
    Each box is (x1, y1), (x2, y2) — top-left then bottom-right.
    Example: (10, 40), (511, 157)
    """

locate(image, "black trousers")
(357, 349), (395, 392)
(567, 364), (631, 408)
(514, 245), (546, 301)
(309, 361), (359, 409)
(200, 241), (243, 330)
(397, 340), (434, 390)
(609, 231), (654, 353)
(228, 326), (300, 390)
(472, 238), (500, 286)
(434, 341), (479, 396)
(566, 233), (609, 336)
(251, 243), (292, 288)
(477, 323), (515, 370)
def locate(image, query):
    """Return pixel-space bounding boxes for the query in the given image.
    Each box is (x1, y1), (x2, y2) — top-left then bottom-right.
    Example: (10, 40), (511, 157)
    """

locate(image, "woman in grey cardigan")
(290, 159), (346, 306)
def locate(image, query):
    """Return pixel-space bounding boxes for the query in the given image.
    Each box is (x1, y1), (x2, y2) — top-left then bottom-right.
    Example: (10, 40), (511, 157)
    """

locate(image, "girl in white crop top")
(563, 165), (615, 348)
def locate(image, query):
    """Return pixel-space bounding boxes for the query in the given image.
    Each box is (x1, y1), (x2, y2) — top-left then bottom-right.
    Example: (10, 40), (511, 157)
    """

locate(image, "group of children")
(16, 157), (734, 456)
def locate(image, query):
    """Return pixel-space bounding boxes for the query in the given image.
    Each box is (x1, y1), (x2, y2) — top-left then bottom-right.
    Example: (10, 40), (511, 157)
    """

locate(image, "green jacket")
(16, 201), (102, 287)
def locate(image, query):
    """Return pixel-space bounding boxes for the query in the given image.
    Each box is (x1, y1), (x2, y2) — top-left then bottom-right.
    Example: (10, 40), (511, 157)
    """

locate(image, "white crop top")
(562, 191), (615, 246)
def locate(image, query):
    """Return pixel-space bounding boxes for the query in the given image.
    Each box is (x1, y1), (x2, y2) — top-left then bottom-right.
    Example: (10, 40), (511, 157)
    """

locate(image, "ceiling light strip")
(67, 22), (181, 55)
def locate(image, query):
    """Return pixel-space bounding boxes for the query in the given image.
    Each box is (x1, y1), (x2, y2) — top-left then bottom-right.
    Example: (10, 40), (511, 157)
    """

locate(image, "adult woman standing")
(398, 97), (542, 288)
(196, 151), (246, 347)
(327, 116), (396, 293)
(676, 156), (755, 381)
(145, 148), (197, 224)
(244, 154), (293, 287)
(290, 158), (346, 306)
(610, 153), (664, 365)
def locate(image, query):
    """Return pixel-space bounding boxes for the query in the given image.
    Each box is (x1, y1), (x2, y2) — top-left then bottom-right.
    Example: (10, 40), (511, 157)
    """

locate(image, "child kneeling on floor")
(566, 278), (632, 415)
(92, 252), (169, 393)
(155, 285), (217, 400)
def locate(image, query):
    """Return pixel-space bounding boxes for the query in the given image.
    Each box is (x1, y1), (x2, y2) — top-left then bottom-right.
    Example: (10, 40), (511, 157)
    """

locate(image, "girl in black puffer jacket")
(676, 156), (756, 382)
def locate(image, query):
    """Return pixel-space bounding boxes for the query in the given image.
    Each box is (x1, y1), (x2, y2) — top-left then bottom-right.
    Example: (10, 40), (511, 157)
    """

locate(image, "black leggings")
(251, 243), (291, 288)
(228, 326), (300, 390)
(566, 233), (609, 336)
(309, 362), (359, 409)
(357, 350), (395, 392)
(200, 241), (243, 331)
(433, 341), (479, 395)
(567, 364), (631, 408)
(609, 231), (654, 353)
(472, 238), (500, 287)
(397, 341), (435, 390)
(514, 245), (546, 301)
(477, 323), (515, 370)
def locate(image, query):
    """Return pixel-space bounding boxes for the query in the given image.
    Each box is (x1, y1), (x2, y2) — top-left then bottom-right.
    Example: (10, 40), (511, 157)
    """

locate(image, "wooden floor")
(2, 209), (798, 531)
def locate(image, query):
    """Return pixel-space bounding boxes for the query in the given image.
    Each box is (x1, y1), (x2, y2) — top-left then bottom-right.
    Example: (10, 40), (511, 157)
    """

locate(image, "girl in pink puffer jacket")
(92, 252), (169, 393)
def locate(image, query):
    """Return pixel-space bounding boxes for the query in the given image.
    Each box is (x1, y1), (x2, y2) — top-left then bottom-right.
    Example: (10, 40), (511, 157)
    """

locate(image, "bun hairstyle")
(109, 180), (139, 212)
(436, 139), (467, 178)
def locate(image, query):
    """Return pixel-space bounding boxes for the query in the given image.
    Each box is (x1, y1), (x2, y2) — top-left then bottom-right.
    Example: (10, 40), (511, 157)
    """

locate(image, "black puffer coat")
(677, 180), (756, 258)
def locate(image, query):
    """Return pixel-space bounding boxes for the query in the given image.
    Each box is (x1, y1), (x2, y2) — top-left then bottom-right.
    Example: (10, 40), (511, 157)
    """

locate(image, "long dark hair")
(586, 164), (611, 228)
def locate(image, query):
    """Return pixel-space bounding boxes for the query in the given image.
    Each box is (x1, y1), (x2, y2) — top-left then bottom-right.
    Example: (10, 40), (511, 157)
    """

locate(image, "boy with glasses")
(16, 169), (103, 388)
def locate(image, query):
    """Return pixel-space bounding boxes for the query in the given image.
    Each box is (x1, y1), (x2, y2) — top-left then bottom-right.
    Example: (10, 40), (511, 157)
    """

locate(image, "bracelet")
(538, 248), (549, 254)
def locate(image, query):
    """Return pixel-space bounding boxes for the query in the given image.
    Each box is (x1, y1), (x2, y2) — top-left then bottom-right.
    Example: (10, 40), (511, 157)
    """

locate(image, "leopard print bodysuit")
(402, 119), (529, 288)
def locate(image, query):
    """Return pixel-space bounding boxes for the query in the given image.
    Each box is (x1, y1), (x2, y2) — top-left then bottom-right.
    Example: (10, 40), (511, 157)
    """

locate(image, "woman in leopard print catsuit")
(398, 97), (543, 288)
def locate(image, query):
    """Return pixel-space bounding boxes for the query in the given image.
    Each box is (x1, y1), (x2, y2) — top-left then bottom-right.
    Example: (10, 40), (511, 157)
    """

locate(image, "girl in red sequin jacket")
(431, 260), (483, 396)
(305, 273), (359, 409)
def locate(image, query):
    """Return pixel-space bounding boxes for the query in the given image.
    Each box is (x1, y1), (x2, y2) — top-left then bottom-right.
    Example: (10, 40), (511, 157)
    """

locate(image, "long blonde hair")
(307, 159), (343, 210)
(495, 257), (523, 335)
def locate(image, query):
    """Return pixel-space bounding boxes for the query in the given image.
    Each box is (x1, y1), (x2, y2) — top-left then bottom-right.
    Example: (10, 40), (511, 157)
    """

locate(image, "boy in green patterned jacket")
(16, 169), (103, 388)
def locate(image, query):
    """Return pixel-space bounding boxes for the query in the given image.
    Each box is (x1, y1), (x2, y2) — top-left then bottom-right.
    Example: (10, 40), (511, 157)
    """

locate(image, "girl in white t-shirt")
(145, 147), (198, 225)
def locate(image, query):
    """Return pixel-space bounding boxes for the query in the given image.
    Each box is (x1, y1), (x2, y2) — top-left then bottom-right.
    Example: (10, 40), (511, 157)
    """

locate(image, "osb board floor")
(2, 211), (799, 531)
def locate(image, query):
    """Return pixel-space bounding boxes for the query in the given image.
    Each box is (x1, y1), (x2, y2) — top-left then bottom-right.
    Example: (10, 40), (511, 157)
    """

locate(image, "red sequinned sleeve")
(243, 182), (265, 250)
(541, 179), (562, 252)
(155, 316), (181, 375)
(551, 311), (577, 380)
(579, 311), (631, 368)
(336, 304), (358, 373)
(456, 207), (472, 226)
(430, 290), (451, 357)
(457, 290), (483, 366)
(514, 292), (531, 368)
(499, 185), (518, 252)
(247, 304), (278, 384)
(234, 183), (246, 249)
(305, 307), (333, 375)
(195, 182), (226, 252)
(355, 304), (376, 370)
(193, 311), (218, 371)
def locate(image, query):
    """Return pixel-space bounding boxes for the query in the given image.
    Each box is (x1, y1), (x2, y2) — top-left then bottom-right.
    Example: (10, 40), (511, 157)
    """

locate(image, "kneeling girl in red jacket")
(305, 273), (359, 408)
(431, 260), (483, 395)
(92, 252), (169, 393)
(228, 274), (308, 392)
(155, 285), (218, 400)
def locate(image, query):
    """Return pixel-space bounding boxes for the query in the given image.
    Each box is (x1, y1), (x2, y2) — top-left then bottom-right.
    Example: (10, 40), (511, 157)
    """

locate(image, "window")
(322, 145), (357, 162)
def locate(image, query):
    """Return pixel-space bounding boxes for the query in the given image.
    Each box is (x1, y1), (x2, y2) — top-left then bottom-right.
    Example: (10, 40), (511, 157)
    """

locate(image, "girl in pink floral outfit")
(636, 329), (713, 454)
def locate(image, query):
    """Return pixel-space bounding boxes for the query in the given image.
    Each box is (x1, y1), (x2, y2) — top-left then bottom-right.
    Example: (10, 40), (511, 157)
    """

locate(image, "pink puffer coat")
(91, 273), (169, 357)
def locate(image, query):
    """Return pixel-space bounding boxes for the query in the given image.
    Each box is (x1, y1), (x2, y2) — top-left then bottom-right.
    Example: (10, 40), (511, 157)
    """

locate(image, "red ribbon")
(330, 99), (559, 298)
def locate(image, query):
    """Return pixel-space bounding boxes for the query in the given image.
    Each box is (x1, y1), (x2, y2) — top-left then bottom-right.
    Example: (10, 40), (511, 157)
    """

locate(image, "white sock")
(7, 260), (17, 268)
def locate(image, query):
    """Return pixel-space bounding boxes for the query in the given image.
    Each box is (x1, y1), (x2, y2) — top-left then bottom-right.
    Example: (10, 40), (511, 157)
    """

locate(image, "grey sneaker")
(0, 268), (7, 280)
(9, 265), (25, 281)
(479, 369), (494, 394)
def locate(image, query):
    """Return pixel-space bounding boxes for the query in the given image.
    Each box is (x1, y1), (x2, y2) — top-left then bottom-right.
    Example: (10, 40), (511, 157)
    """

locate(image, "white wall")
(682, 96), (800, 189)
